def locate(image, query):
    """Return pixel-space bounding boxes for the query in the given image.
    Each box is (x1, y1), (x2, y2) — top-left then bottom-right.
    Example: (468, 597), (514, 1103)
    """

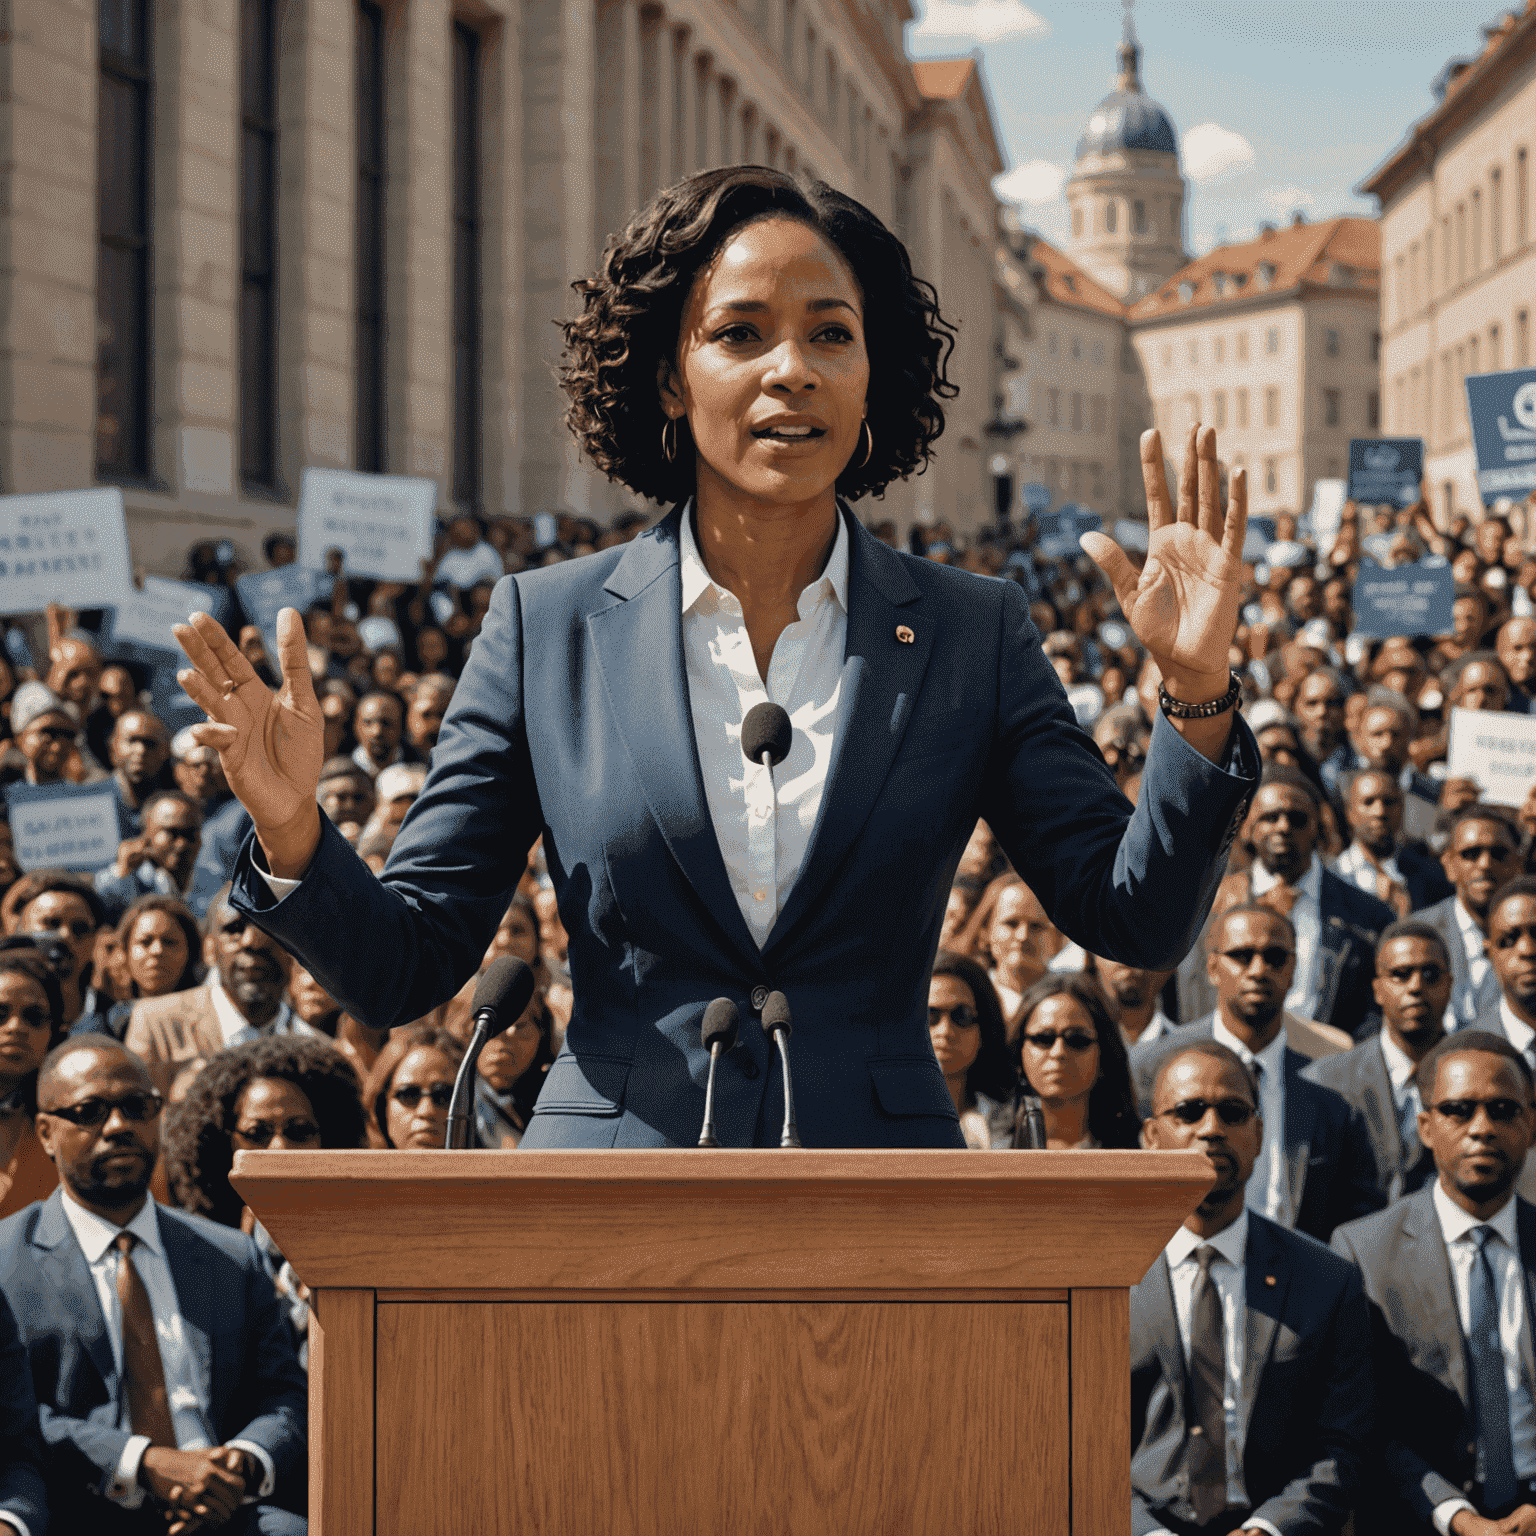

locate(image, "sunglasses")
(1217, 946), (1294, 971)
(233, 1119), (321, 1148)
(1024, 1029), (1098, 1053)
(929, 1005), (979, 1029)
(392, 1083), (454, 1110)
(42, 1091), (163, 1127)
(1431, 1097), (1527, 1124)
(1159, 1098), (1256, 1126)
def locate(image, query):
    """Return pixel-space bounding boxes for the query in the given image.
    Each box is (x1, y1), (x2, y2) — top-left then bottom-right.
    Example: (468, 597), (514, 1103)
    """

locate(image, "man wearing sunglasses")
(1333, 1033), (1536, 1536)
(0, 1038), (306, 1534)
(1132, 1041), (1374, 1536)
(1132, 903), (1384, 1243)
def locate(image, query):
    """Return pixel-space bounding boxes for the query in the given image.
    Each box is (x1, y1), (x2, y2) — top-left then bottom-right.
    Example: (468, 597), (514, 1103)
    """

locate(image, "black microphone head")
(760, 990), (792, 1037)
(701, 997), (740, 1053)
(741, 702), (793, 768)
(470, 956), (535, 1040)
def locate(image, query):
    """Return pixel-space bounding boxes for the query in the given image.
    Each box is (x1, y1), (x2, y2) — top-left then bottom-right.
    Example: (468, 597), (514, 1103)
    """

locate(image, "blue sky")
(906, 0), (1508, 255)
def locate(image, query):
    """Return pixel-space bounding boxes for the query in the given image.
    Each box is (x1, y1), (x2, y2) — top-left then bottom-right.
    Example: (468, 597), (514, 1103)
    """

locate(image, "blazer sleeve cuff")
(1242, 1520), (1284, 1536)
(226, 1439), (277, 1502)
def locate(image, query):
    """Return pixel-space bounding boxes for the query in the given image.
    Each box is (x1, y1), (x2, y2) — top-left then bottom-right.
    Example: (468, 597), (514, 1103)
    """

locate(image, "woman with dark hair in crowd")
(0, 952), (67, 1219)
(102, 894), (203, 1040)
(1010, 975), (1140, 1151)
(928, 950), (1016, 1149)
(178, 163), (1253, 1150)
(473, 989), (558, 1148)
(361, 1025), (463, 1150)
(1, 869), (111, 1032)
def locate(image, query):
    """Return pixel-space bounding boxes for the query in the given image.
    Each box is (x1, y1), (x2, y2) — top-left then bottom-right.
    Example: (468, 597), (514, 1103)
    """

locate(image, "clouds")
(993, 160), (1067, 205)
(909, 0), (1049, 47)
(1263, 185), (1316, 216)
(1181, 122), (1256, 184)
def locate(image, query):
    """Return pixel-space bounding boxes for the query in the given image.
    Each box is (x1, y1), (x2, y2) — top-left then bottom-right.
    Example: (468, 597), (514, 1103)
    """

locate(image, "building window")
(1070, 392), (1082, 432)
(1072, 206), (1082, 238)
(1492, 168), (1503, 261)
(1456, 202), (1466, 282)
(1213, 391), (1226, 428)
(239, 0), (279, 488)
(1090, 394), (1105, 433)
(1372, 331), (1381, 362)
(1046, 388), (1059, 427)
(1324, 327), (1339, 357)
(1519, 148), (1530, 248)
(356, 0), (385, 472)
(1367, 390), (1380, 431)
(1520, 310), (1530, 368)
(1322, 388), (1340, 428)
(1491, 324), (1502, 371)
(1472, 188), (1482, 272)
(1236, 331), (1248, 363)
(451, 21), (481, 508)
(1235, 388), (1249, 428)
(1265, 326), (1279, 356)
(1092, 340), (1104, 365)
(1071, 335), (1081, 360)
(1264, 457), (1277, 494)
(97, 0), (152, 479)
(1105, 199), (1116, 234)
(1214, 336), (1225, 364)
(1264, 387), (1279, 429)
(1047, 332), (1058, 358)
(1187, 339), (1198, 365)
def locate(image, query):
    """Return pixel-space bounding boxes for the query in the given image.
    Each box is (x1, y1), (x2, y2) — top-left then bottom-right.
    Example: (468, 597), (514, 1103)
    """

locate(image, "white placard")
(0, 488), (134, 616)
(1447, 707), (1536, 800)
(297, 468), (437, 582)
(109, 575), (221, 653)
(4, 782), (124, 872)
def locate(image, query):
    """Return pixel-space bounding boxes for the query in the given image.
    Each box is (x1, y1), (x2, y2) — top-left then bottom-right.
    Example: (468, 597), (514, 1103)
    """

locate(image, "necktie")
(113, 1232), (177, 1449)
(1256, 882), (1299, 919)
(1188, 1245), (1227, 1525)
(1398, 1083), (1422, 1171)
(1469, 1226), (1519, 1512)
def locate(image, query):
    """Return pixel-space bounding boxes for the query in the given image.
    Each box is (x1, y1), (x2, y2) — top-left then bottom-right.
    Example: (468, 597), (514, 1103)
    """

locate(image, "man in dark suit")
(1131, 903), (1385, 1243)
(1474, 878), (1536, 1076)
(0, 1293), (46, 1536)
(1303, 919), (1450, 1202)
(1132, 1039), (1373, 1535)
(1333, 1032), (1536, 1536)
(0, 1038), (306, 1534)
(1238, 766), (1394, 1039)
(1333, 770), (1452, 916)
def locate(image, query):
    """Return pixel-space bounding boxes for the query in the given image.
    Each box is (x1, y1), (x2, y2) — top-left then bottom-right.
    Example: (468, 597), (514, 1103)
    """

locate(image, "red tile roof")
(1022, 237), (1128, 318)
(911, 58), (976, 100)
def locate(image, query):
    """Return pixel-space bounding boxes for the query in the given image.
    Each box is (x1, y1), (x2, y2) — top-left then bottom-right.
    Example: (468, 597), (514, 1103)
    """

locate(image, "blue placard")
(1348, 438), (1424, 508)
(236, 565), (322, 652)
(1352, 558), (1455, 639)
(4, 779), (128, 872)
(1021, 482), (1052, 514)
(1465, 367), (1536, 507)
(1035, 506), (1101, 560)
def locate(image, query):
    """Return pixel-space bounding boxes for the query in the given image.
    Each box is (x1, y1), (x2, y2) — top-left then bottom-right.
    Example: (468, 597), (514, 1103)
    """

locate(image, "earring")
(662, 417), (678, 464)
(859, 419), (873, 468)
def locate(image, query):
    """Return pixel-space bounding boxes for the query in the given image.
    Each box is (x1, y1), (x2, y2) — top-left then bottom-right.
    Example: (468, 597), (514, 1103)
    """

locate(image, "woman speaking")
(174, 166), (1256, 1150)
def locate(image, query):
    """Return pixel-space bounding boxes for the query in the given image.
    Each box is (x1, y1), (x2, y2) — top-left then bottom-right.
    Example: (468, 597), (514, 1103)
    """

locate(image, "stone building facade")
(0, 0), (1011, 571)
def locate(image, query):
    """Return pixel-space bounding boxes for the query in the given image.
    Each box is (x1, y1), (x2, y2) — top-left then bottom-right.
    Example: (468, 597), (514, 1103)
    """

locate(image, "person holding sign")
(174, 166), (1258, 1150)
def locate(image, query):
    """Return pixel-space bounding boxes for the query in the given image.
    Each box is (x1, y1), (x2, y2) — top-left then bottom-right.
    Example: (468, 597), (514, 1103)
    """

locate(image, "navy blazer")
(1130, 1016), (1387, 1243)
(232, 505), (1257, 1149)
(1332, 1189), (1536, 1534)
(1132, 1213), (1373, 1535)
(1315, 867), (1395, 1040)
(0, 1191), (307, 1531)
(0, 1289), (46, 1536)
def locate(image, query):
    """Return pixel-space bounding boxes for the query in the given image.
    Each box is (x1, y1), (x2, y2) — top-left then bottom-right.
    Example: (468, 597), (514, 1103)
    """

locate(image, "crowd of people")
(1, 486), (1536, 1531)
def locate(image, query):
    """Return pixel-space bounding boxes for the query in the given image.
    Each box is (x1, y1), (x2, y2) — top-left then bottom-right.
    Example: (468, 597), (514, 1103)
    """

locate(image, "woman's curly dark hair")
(163, 1035), (367, 1228)
(559, 165), (957, 506)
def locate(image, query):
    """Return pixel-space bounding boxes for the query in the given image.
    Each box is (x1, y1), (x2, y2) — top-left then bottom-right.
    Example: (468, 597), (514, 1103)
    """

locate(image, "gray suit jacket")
(1332, 1189), (1536, 1535)
(1131, 1212), (1373, 1534)
(1419, 895), (1500, 1027)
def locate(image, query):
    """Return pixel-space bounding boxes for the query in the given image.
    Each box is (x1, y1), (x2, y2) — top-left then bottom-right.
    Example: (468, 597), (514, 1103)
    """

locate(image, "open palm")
(1079, 424), (1246, 695)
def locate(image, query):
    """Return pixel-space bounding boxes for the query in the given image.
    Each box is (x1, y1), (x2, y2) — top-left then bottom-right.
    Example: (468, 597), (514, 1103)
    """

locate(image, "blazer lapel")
(763, 514), (932, 957)
(1403, 1189), (1469, 1406)
(31, 1190), (117, 1395)
(587, 509), (762, 968)
(1362, 1041), (1407, 1195)
(158, 1210), (214, 1417)
(1242, 1217), (1287, 1421)
(1282, 1049), (1316, 1217)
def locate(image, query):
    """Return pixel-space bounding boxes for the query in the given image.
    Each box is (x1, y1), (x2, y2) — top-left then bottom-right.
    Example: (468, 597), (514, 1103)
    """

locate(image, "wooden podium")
(234, 1148), (1211, 1536)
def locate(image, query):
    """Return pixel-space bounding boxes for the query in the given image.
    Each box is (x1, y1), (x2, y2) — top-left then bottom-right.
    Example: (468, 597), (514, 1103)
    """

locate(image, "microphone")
(760, 990), (801, 1148)
(741, 702), (792, 770)
(1017, 1093), (1047, 1150)
(445, 956), (536, 1149)
(696, 997), (740, 1148)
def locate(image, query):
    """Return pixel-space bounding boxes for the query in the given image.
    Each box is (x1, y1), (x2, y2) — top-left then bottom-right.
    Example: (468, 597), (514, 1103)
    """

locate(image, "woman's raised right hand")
(174, 608), (325, 877)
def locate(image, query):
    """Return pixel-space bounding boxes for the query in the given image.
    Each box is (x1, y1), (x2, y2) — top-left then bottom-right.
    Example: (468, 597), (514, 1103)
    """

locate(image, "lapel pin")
(896, 625), (914, 645)
(1265, 1275), (1277, 1286)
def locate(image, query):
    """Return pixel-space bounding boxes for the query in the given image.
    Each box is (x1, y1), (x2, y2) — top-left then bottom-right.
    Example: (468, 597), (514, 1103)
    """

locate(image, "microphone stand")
(445, 1009), (495, 1149)
(698, 1040), (725, 1148)
(771, 1027), (801, 1148)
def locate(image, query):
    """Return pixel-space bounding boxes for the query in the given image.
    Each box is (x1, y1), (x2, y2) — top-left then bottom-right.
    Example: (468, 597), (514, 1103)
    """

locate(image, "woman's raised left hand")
(1079, 424), (1246, 704)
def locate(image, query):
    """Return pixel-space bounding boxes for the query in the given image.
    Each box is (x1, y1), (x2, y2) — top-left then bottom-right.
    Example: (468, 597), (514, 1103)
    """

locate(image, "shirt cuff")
(226, 1440), (276, 1502)
(1433, 1498), (1477, 1535)
(0, 1516), (32, 1536)
(259, 868), (301, 899)
(1242, 1520), (1285, 1536)
(110, 1433), (150, 1506)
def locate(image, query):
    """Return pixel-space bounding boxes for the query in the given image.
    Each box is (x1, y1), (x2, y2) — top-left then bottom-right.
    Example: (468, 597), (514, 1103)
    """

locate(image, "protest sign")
(4, 781), (126, 873)
(1021, 483), (1052, 514)
(1306, 479), (1347, 553)
(1112, 519), (1150, 553)
(1448, 707), (1536, 800)
(1348, 439), (1424, 508)
(237, 565), (322, 651)
(107, 576), (230, 654)
(0, 488), (134, 616)
(1352, 559), (1455, 639)
(298, 468), (436, 582)
(1036, 505), (1101, 560)
(1465, 366), (1536, 506)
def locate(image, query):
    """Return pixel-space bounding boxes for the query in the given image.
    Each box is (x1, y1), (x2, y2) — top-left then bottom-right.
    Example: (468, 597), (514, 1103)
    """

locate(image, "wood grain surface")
(1071, 1289), (1131, 1536)
(375, 1300), (1070, 1536)
(309, 1288), (374, 1536)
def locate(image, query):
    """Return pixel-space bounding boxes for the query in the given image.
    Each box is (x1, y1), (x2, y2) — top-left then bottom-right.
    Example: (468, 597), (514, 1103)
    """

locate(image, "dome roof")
(1075, 36), (1178, 160)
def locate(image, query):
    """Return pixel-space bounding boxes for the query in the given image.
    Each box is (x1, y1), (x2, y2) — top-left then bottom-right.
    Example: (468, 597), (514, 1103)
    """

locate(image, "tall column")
(692, 51), (712, 171)
(716, 74), (735, 167)
(595, 0), (642, 242)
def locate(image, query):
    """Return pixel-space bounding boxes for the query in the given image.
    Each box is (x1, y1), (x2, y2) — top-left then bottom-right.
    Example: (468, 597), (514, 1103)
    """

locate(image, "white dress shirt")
(206, 981), (305, 1051)
(1249, 855), (1324, 1021)
(1378, 1026), (1422, 1128)
(1430, 1182), (1536, 1534)
(57, 1190), (275, 1509)
(1213, 1018), (1293, 1228)
(1156, 1213), (1282, 1536)
(1454, 898), (1493, 1026)
(1499, 998), (1536, 1080)
(1124, 1009), (1175, 1053)
(677, 504), (849, 949)
(1333, 841), (1402, 900)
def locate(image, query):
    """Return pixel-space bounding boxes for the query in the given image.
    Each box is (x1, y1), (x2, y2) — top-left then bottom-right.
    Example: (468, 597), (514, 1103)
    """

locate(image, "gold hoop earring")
(661, 417), (678, 464)
(859, 419), (873, 468)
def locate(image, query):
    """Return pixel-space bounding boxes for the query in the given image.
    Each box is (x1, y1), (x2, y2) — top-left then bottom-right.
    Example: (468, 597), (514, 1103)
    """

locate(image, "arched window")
(1105, 199), (1117, 234)
(1132, 200), (1146, 235)
(1072, 206), (1083, 238)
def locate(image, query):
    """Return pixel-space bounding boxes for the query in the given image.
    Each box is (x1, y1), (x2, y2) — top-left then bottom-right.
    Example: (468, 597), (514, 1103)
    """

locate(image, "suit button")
(1190, 1426), (1203, 1437)
(750, 986), (769, 1011)
(1465, 1482), (1475, 1494)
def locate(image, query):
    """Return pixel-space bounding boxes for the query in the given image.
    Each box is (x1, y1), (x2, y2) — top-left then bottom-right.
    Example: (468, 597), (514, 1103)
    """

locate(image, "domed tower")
(1065, 3), (1187, 303)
